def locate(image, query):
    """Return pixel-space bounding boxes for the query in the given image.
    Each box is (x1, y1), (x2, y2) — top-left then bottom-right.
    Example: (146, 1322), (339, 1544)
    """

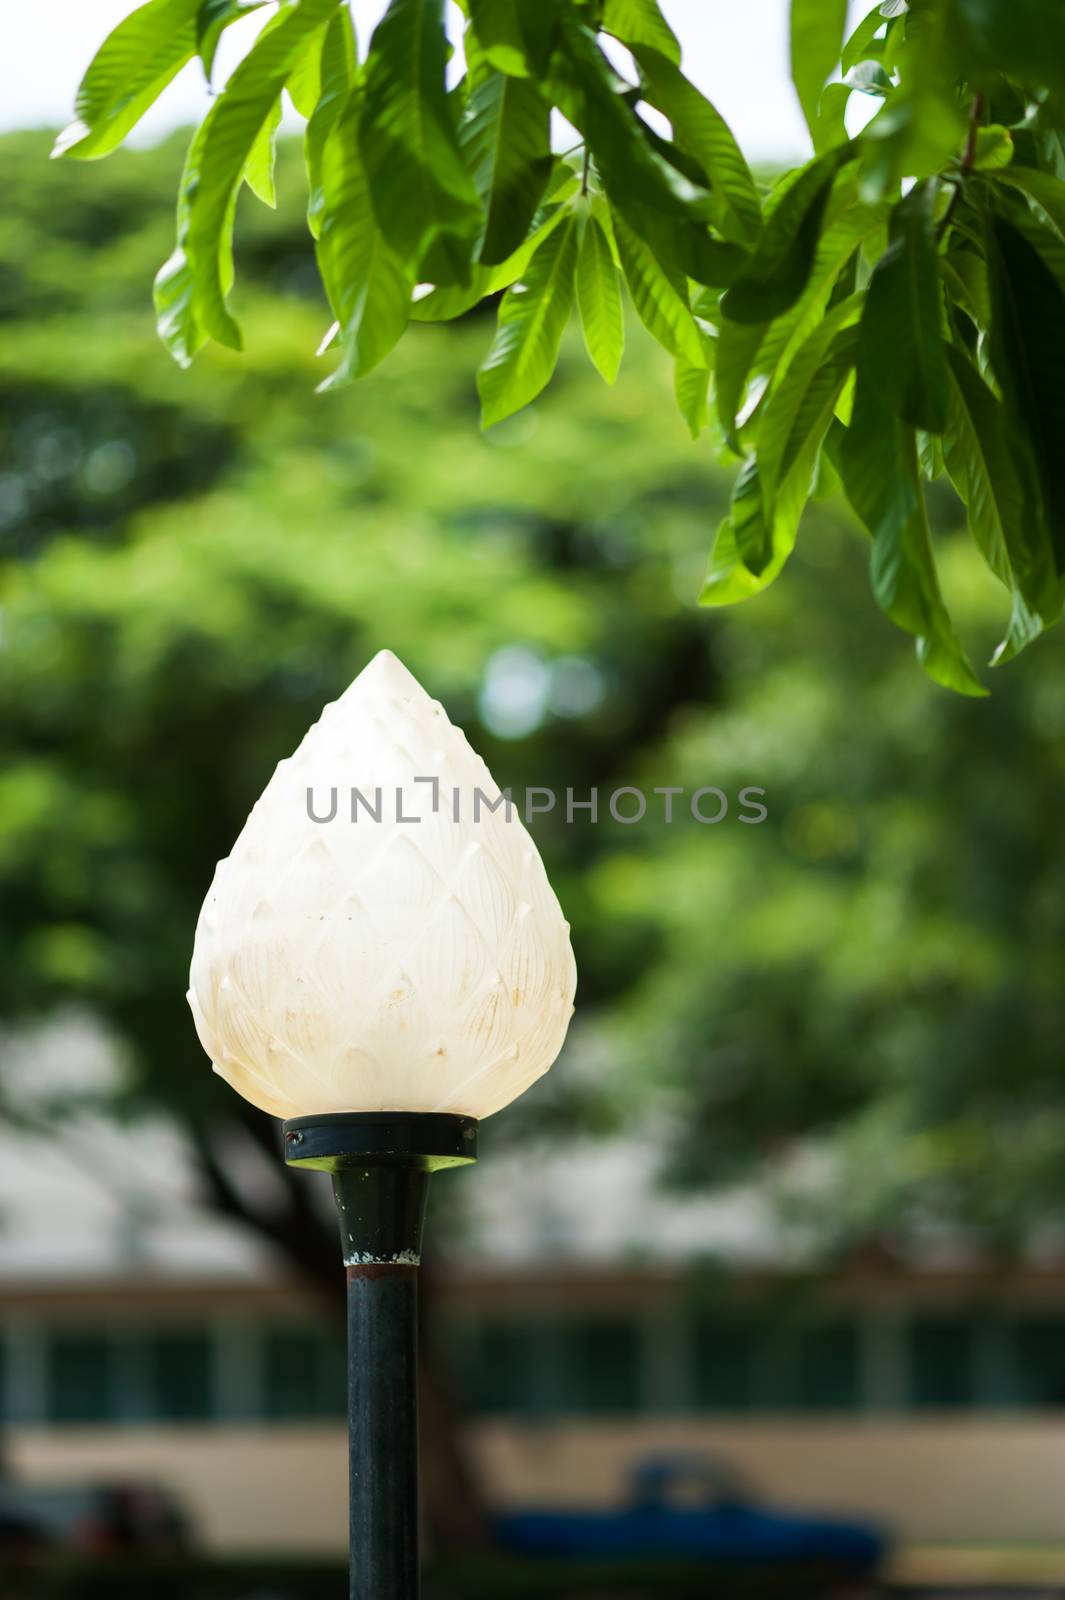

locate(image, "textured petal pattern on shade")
(188, 650), (577, 1119)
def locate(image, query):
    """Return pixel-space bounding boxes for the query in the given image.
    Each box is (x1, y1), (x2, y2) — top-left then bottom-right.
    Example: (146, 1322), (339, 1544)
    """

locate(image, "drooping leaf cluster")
(58, 0), (1065, 690)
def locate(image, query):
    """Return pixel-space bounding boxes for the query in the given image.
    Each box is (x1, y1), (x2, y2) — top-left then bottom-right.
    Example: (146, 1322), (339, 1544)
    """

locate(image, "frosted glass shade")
(188, 651), (577, 1120)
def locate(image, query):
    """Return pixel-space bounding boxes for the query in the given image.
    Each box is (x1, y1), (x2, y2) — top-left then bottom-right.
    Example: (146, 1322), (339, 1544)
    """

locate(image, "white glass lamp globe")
(187, 651), (577, 1121)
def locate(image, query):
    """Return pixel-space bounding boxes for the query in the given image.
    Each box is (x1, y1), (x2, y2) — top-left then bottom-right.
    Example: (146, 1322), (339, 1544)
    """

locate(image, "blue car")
(493, 1452), (887, 1577)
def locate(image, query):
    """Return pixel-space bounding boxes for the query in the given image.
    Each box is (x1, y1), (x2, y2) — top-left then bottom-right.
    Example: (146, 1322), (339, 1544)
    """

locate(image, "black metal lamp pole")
(283, 1111), (477, 1600)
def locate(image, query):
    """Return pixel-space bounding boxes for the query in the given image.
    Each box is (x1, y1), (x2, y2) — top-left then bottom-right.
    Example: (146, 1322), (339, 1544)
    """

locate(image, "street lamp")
(187, 649), (577, 1599)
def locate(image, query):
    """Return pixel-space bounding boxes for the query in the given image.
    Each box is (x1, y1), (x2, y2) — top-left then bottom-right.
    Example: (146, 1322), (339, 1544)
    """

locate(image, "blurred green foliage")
(3, 1551), (850, 1600)
(2, 129), (1065, 1258)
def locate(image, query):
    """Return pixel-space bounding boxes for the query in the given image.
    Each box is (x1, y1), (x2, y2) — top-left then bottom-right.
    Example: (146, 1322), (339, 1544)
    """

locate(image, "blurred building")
(3, 1023), (1065, 1556)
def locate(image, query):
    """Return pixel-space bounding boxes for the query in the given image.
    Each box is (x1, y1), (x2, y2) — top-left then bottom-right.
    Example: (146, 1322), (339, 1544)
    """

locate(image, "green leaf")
(720, 143), (858, 323)
(753, 196), (887, 392)
(916, 430), (944, 482)
(549, 18), (709, 220)
(243, 97), (281, 206)
(478, 212), (580, 426)
(996, 165), (1065, 239)
(702, 353), (851, 603)
(154, 112), (235, 365)
(840, 385), (985, 695)
(666, 219), (749, 288)
(841, 6), (887, 74)
(632, 46), (762, 247)
(611, 207), (707, 367)
(836, 182), (955, 685)
(287, 20), (327, 117)
(197, 0), (266, 83)
(985, 212), (1065, 573)
(703, 313), (857, 598)
(315, 88), (412, 386)
(466, 0), (556, 78)
(1003, 195), (1065, 296)
(154, 0), (339, 363)
(675, 357), (711, 438)
(713, 316), (766, 443)
(577, 213), (625, 384)
(941, 343), (1053, 662)
(726, 457), (770, 575)
(53, 0), (200, 160)
(812, 81), (853, 155)
(790, 0), (849, 140)
(410, 180), (574, 321)
(609, 187), (747, 291)
(461, 71), (553, 265)
(941, 249), (990, 327)
(305, 8), (358, 240)
(700, 308), (857, 601)
(757, 298), (862, 528)
(855, 179), (948, 433)
(359, 0), (483, 282)
(467, 0), (526, 76)
(601, 0), (680, 65)
(971, 126), (1013, 171)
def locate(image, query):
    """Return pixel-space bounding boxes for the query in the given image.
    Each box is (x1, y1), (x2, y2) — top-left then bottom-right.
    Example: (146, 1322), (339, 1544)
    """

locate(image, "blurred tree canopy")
(59, 0), (1065, 691)
(3, 127), (1065, 1270)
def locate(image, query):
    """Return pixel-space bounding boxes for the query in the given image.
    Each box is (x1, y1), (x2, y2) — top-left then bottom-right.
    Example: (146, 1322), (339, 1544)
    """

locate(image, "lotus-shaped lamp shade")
(188, 651), (577, 1121)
